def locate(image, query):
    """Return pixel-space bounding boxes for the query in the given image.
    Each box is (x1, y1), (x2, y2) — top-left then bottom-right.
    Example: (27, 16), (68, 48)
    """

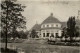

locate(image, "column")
(54, 32), (55, 38)
(49, 30), (51, 37)
(41, 30), (43, 38)
(45, 30), (47, 38)
(59, 30), (61, 37)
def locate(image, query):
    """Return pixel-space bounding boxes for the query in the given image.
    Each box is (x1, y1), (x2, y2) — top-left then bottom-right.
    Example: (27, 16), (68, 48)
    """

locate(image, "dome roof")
(42, 13), (61, 24)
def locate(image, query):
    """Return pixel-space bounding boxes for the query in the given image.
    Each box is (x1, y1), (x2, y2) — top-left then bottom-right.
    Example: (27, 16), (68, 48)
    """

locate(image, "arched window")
(56, 24), (58, 27)
(43, 33), (45, 37)
(46, 33), (49, 37)
(43, 25), (45, 28)
(47, 25), (49, 27)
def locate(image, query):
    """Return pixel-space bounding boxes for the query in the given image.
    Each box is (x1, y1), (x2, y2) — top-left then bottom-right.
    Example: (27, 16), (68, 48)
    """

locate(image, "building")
(31, 13), (66, 39)
(41, 13), (62, 38)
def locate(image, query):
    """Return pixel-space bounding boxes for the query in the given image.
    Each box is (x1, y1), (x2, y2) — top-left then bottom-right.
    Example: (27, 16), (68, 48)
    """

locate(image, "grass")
(1, 39), (80, 53)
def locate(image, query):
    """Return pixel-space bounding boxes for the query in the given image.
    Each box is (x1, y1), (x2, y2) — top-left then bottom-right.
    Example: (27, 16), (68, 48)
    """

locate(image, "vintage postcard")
(1, 0), (80, 53)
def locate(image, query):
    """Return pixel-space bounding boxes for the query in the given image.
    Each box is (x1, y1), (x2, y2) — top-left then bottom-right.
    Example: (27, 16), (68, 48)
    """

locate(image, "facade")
(31, 13), (66, 39)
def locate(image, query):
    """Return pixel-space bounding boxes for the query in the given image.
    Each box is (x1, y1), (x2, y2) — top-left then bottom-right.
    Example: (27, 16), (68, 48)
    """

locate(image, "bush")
(65, 42), (80, 46)
(14, 39), (24, 43)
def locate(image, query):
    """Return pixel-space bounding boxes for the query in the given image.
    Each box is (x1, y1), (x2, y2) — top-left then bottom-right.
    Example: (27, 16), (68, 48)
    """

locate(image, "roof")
(31, 24), (41, 31)
(41, 13), (61, 24)
(31, 17), (80, 31)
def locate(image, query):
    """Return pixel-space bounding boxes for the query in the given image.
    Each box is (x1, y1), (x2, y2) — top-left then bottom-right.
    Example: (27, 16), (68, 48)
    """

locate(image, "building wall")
(41, 23), (61, 28)
(40, 23), (62, 38)
(41, 29), (62, 38)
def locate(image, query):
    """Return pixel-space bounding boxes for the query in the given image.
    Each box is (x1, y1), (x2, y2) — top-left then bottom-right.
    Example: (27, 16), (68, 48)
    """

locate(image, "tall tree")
(1, 0), (26, 50)
(67, 16), (76, 42)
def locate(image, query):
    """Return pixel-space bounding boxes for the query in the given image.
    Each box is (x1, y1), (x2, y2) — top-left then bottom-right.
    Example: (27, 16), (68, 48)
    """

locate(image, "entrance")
(46, 33), (49, 37)
(43, 33), (45, 37)
(55, 33), (59, 38)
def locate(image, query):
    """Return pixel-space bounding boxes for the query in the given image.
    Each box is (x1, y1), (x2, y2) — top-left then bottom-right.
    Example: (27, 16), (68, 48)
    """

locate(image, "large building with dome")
(31, 13), (80, 39)
(31, 13), (66, 38)
(40, 13), (62, 38)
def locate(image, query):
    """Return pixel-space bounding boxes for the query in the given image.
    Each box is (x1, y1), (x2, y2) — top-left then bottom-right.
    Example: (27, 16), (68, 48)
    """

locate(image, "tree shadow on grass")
(1, 48), (17, 53)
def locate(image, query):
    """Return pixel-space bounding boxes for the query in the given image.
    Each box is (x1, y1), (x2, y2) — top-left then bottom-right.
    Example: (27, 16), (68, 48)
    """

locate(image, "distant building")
(31, 13), (66, 39)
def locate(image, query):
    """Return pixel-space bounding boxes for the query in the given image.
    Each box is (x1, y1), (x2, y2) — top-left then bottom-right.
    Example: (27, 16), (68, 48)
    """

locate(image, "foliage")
(1, 0), (26, 49)
(1, 0), (26, 38)
(30, 29), (39, 38)
(18, 31), (28, 39)
(67, 16), (76, 42)
(61, 27), (68, 42)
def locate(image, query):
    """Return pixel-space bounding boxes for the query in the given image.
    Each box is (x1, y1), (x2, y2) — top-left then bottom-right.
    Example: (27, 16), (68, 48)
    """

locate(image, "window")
(55, 33), (59, 38)
(46, 33), (49, 37)
(47, 25), (49, 27)
(56, 24), (58, 27)
(43, 25), (45, 28)
(43, 33), (45, 37)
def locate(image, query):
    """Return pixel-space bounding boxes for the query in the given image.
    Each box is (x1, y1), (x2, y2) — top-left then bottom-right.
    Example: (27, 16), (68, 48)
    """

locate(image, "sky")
(17, 0), (80, 31)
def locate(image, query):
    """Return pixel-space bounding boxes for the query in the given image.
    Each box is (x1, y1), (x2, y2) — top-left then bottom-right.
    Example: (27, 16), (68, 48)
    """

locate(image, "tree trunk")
(5, 2), (9, 51)
(5, 31), (7, 51)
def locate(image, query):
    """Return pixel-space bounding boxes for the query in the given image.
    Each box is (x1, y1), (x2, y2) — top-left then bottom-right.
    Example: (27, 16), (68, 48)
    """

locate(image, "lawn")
(1, 39), (80, 53)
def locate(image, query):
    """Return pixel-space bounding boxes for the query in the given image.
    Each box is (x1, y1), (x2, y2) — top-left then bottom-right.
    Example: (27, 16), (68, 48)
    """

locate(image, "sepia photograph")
(1, 0), (80, 53)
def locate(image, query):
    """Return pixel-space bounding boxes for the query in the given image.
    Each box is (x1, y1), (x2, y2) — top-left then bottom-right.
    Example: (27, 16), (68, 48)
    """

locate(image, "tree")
(25, 31), (29, 39)
(30, 29), (38, 38)
(18, 31), (28, 39)
(61, 27), (68, 42)
(67, 16), (76, 42)
(1, 0), (26, 50)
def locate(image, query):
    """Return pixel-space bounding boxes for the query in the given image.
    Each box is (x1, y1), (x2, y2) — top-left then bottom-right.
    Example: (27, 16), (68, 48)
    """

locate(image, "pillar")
(49, 30), (51, 37)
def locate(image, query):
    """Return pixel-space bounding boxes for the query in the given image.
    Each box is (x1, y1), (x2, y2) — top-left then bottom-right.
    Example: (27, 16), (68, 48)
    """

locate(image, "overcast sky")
(17, 0), (80, 30)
